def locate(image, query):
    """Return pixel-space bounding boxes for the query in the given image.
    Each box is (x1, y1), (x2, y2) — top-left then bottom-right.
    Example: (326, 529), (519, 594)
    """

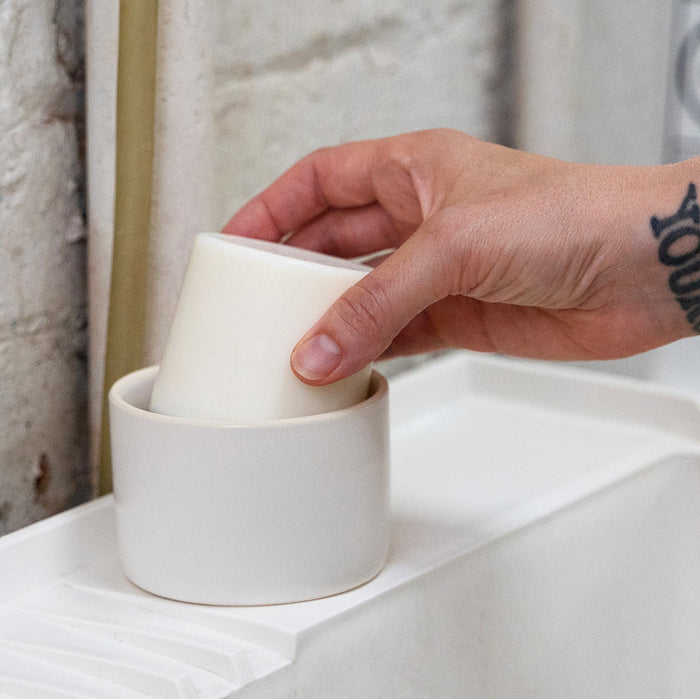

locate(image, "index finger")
(222, 138), (388, 242)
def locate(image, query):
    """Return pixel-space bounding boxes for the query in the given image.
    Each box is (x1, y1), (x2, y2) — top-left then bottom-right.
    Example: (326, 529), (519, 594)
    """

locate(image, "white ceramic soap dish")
(109, 366), (390, 606)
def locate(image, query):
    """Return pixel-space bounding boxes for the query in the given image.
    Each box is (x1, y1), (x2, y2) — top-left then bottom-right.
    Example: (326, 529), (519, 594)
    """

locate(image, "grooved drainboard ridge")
(0, 575), (291, 698)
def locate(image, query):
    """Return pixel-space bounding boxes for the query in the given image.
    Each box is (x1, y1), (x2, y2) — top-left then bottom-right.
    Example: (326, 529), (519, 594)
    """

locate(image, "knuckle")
(307, 145), (332, 160)
(332, 279), (390, 338)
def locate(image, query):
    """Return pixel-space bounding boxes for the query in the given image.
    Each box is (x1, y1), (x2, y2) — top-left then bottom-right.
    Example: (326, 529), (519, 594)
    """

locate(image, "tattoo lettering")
(652, 183), (700, 332)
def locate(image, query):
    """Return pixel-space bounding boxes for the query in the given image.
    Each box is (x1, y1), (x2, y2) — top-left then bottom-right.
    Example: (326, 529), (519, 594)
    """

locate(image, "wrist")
(649, 159), (700, 342)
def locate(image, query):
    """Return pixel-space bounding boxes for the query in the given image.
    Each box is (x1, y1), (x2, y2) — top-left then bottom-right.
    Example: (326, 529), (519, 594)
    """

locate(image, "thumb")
(290, 225), (446, 385)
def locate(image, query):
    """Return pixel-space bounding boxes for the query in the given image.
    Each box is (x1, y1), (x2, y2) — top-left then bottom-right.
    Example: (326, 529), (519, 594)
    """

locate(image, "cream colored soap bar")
(149, 233), (372, 423)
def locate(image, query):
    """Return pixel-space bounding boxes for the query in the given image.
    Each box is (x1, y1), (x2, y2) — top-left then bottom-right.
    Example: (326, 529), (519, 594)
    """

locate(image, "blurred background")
(0, 0), (695, 534)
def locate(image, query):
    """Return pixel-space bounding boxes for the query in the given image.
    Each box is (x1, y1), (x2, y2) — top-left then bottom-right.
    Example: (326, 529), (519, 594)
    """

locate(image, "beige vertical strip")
(85, 1), (118, 492)
(99, 0), (159, 495)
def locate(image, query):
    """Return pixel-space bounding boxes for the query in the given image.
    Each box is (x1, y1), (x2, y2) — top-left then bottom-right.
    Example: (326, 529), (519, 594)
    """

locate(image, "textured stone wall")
(1, 1), (683, 535)
(0, 0), (90, 534)
(211, 0), (510, 217)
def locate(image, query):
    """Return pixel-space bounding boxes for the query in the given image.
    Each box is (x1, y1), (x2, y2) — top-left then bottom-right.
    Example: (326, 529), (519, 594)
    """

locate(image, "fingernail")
(292, 334), (342, 381)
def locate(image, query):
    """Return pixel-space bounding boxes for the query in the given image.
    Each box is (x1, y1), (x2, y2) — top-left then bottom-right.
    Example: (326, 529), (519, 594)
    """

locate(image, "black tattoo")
(652, 183), (700, 332)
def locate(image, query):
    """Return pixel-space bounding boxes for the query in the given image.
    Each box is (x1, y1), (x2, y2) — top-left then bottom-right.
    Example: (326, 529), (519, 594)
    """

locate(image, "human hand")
(223, 129), (696, 384)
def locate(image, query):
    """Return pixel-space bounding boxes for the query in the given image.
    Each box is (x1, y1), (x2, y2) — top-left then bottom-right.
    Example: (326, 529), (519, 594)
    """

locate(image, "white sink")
(1, 352), (698, 697)
(389, 453), (700, 698)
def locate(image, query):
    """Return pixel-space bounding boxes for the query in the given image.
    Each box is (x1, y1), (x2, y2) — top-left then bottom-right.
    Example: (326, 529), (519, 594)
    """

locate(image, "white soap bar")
(149, 233), (372, 422)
